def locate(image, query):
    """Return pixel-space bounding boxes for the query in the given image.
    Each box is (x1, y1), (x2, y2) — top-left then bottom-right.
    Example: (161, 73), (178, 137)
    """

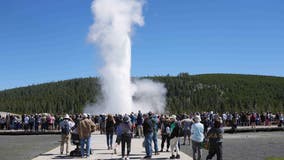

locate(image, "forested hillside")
(1, 74), (284, 114)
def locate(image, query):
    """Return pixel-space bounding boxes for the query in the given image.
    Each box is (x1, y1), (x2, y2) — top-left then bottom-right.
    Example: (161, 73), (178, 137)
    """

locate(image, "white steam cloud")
(132, 79), (167, 113)
(85, 0), (167, 114)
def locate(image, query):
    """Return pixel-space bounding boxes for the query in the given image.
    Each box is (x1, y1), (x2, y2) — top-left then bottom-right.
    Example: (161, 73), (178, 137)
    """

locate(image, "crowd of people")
(56, 111), (284, 160)
(0, 111), (283, 131)
(1, 110), (284, 160)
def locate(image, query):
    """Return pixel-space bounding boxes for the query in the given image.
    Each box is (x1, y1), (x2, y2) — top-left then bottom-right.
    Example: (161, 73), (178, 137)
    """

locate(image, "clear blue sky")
(0, 0), (283, 90)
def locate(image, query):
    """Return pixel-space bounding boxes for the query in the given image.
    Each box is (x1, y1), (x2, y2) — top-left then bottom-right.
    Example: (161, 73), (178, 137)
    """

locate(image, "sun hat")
(194, 115), (201, 122)
(83, 113), (88, 118)
(64, 114), (70, 120)
(170, 114), (176, 120)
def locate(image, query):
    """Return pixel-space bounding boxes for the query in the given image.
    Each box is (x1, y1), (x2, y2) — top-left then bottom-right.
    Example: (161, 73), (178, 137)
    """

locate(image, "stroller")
(70, 132), (81, 156)
(70, 132), (93, 157)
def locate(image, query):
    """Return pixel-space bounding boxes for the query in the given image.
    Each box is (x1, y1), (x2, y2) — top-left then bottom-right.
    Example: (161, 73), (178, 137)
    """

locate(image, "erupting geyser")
(85, 0), (167, 114)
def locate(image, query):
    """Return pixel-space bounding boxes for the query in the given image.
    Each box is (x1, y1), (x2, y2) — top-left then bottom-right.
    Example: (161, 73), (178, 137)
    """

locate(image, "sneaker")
(125, 156), (130, 160)
(60, 152), (63, 155)
(143, 155), (151, 159)
(170, 155), (176, 159)
(176, 154), (180, 159)
(159, 149), (163, 152)
(166, 149), (169, 152)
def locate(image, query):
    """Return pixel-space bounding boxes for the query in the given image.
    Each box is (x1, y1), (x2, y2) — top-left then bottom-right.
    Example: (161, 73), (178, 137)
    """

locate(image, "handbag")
(201, 139), (209, 150)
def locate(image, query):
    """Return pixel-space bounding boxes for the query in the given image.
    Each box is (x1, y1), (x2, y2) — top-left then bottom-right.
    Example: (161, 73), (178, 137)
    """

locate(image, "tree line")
(0, 74), (284, 114)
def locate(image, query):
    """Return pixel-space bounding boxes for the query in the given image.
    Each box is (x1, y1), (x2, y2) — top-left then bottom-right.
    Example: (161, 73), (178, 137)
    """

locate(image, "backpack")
(61, 121), (70, 135)
(177, 122), (184, 137)
(151, 118), (158, 132)
(166, 126), (171, 135)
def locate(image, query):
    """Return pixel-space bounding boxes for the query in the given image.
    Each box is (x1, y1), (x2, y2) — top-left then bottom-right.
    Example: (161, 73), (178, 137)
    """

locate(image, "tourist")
(151, 113), (159, 155)
(250, 112), (256, 128)
(23, 114), (29, 132)
(202, 115), (210, 136)
(59, 114), (75, 155)
(279, 113), (284, 127)
(105, 114), (115, 150)
(181, 115), (193, 145)
(118, 115), (132, 160)
(143, 113), (153, 159)
(206, 119), (223, 160)
(136, 110), (144, 138)
(78, 113), (96, 158)
(129, 112), (137, 137)
(160, 116), (170, 152)
(99, 114), (106, 134)
(169, 115), (180, 159)
(113, 114), (123, 154)
(0, 117), (6, 129)
(29, 115), (35, 131)
(191, 115), (204, 160)
(34, 114), (40, 132)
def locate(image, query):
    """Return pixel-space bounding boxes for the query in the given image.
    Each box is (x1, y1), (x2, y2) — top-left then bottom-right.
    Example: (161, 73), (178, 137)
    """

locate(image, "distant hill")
(0, 74), (284, 114)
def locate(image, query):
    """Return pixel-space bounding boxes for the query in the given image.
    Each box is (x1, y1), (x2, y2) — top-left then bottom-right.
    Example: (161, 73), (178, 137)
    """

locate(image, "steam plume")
(86, 0), (167, 114)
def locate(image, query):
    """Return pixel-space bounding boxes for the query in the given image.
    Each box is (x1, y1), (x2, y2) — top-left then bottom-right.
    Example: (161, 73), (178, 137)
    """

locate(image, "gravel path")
(180, 131), (284, 160)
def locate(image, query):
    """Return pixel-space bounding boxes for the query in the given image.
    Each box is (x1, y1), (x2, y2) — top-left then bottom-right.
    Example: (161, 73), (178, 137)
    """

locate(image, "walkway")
(32, 133), (193, 160)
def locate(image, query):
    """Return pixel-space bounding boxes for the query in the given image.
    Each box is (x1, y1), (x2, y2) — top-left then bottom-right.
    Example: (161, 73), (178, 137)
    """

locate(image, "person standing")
(151, 114), (159, 155)
(23, 114), (29, 132)
(181, 115), (193, 145)
(137, 110), (144, 138)
(191, 115), (204, 160)
(143, 113), (153, 159)
(206, 119), (223, 160)
(169, 115), (180, 159)
(59, 114), (75, 155)
(105, 114), (115, 150)
(113, 114), (123, 154)
(118, 115), (132, 160)
(78, 113), (96, 158)
(160, 116), (171, 152)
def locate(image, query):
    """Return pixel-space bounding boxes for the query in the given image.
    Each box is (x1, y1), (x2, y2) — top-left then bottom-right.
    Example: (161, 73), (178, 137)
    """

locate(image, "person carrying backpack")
(160, 116), (171, 152)
(151, 113), (160, 155)
(59, 114), (75, 155)
(117, 115), (132, 160)
(181, 115), (193, 145)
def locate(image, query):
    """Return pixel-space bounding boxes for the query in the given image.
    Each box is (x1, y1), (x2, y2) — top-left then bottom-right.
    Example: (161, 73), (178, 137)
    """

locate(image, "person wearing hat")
(59, 114), (75, 155)
(191, 115), (204, 160)
(117, 115), (132, 160)
(78, 113), (96, 158)
(169, 115), (180, 159)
